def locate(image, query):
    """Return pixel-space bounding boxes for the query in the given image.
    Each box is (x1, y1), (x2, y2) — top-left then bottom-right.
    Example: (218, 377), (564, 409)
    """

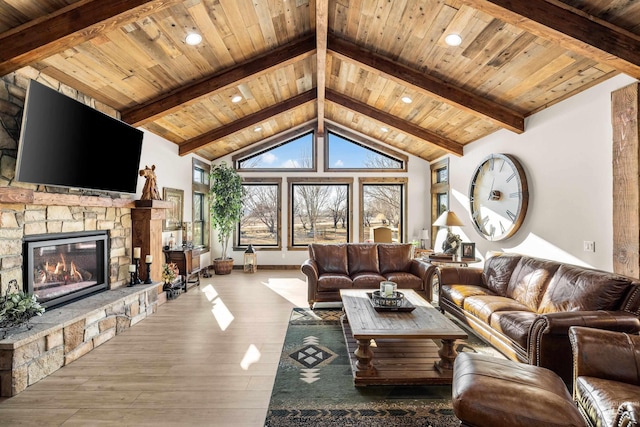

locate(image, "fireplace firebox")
(23, 231), (109, 309)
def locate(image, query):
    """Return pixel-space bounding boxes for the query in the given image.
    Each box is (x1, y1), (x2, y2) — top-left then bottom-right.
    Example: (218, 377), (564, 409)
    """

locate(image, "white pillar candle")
(128, 264), (136, 273)
(145, 255), (153, 263)
(384, 283), (394, 297)
(133, 247), (141, 259)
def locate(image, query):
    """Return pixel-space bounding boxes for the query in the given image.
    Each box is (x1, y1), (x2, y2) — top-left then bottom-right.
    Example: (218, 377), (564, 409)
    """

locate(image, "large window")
(430, 158), (449, 248)
(289, 178), (353, 248)
(192, 158), (210, 249)
(325, 128), (407, 172)
(236, 178), (281, 249)
(359, 178), (407, 242)
(234, 125), (316, 171)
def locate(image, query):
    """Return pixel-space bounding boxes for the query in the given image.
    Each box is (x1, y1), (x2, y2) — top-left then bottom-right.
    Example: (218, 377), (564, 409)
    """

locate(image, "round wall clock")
(469, 153), (529, 241)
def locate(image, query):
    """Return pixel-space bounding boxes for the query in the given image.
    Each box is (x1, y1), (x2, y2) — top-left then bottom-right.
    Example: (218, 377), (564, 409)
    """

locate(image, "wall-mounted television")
(16, 80), (143, 195)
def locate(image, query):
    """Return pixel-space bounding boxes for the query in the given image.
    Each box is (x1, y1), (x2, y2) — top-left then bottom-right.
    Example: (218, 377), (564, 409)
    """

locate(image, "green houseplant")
(209, 161), (245, 274)
(0, 280), (45, 338)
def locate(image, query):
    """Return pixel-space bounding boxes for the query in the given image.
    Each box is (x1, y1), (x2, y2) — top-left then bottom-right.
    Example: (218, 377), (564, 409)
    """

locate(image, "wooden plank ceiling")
(1, 0), (639, 162)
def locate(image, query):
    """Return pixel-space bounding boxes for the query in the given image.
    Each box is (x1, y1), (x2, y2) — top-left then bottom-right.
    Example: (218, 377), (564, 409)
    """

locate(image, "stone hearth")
(0, 282), (163, 396)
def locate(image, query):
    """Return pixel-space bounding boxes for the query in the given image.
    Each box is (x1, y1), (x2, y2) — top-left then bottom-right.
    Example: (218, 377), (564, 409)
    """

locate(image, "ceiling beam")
(326, 89), (464, 156)
(328, 35), (525, 134)
(123, 35), (316, 126)
(315, 0), (329, 135)
(0, 0), (183, 76)
(178, 89), (317, 156)
(460, 0), (640, 78)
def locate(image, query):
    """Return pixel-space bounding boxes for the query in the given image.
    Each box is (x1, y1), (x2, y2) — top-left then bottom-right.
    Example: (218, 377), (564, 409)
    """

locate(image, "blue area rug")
(264, 308), (487, 427)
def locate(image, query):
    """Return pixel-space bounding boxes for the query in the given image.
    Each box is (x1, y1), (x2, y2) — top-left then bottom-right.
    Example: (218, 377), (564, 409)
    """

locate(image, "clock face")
(469, 154), (529, 241)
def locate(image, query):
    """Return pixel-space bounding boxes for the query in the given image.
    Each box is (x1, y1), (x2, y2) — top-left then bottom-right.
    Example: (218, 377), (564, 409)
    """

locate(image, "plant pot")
(213, 258), (234, 275)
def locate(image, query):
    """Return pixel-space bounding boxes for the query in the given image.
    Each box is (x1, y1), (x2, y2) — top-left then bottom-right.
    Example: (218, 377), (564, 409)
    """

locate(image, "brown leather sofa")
(570, 326), (640, 427)
(301, 243), (436, 308)
(437, 253), (640, 384)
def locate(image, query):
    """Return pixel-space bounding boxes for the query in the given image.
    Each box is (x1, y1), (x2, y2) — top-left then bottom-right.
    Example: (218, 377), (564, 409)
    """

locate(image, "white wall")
(136, 130), (211, 264)
(442, 74), (637, 271)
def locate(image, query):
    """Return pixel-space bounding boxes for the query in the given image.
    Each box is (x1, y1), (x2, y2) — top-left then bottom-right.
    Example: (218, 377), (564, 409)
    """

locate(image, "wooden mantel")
(0, 187), (172, 209)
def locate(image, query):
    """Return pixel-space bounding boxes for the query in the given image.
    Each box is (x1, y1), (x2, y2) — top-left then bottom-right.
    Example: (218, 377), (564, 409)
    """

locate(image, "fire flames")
(38, 253), (87, 284)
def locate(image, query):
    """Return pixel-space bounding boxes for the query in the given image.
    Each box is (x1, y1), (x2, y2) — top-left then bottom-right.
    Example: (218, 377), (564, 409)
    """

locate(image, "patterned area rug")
(264, 308), (503, 427)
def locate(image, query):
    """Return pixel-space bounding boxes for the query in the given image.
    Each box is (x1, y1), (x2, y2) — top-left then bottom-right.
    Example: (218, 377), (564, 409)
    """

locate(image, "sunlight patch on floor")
(201, 284), (235, 331)
(261, 277), (308, 307)
(240, 344), (262, 370)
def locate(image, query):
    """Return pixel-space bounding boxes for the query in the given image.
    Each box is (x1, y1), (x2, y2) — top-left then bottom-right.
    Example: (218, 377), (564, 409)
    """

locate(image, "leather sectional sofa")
(437, 252), (640, 384)
(301, 243), (436, 308)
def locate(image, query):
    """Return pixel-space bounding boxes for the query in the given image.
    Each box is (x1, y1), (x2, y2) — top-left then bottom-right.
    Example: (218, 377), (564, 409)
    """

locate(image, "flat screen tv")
(16, 80), (143, 195)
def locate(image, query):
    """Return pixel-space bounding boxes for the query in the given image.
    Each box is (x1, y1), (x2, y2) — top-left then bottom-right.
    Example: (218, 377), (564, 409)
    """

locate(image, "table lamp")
(420, 229), (429, 249)
(433, 211), (464, 254)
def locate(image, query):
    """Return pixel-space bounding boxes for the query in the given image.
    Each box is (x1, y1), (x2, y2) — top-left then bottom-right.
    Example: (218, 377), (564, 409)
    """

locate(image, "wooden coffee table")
(340, 288), (468, 386)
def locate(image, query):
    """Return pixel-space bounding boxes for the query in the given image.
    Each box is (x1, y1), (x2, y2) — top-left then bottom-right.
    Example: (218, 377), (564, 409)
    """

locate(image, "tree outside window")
(290, 179), (352, 247)
(238, 180), (281, 248)
(361, 179), (406, 242)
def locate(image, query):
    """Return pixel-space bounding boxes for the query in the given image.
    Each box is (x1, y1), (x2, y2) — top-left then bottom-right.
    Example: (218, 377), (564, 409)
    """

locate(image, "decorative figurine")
(139, 165), (161, 200)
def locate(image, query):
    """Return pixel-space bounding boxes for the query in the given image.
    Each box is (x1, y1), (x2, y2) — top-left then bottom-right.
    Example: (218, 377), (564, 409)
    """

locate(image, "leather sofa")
(301, 243), (436, 308)
(570, 326), (640, 427)
(437, 252), (640, 384)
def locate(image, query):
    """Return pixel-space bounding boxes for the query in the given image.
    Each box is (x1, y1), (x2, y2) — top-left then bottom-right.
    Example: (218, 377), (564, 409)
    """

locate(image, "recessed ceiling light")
(380, 127), (389, 132)
(231, 95), (243, 103)
(445, 33), (462, 47)
(185, 33), (202, 46)
(254, 126), (262, 132)
(401, 96), (412, 104)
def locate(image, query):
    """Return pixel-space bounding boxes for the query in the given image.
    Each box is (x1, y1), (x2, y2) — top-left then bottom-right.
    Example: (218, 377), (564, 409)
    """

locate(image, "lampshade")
(433, 210), (464, 227)
(421, 229), (429, 239)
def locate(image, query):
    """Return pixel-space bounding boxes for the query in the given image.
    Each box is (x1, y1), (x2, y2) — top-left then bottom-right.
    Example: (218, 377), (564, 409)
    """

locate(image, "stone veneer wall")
(0, 68), (135, 294)
(0, 69), (166, 397)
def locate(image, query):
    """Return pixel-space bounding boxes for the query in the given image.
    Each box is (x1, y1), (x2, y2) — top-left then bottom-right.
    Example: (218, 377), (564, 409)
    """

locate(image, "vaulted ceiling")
(1, 0), (639, 162)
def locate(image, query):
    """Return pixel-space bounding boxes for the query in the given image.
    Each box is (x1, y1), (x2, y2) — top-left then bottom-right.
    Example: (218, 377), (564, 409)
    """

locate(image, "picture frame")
(163, 187), (183, 231)
(461, 242), (475, 259)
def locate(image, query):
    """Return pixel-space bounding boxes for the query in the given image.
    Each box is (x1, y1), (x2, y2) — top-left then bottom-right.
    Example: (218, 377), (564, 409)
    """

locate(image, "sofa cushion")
(352, 272), (386, 288)
(489, 311), (538, 349)
(317, 274), (353, 290)
(347, 244), (379, 274)
(383, 272), (422, 289)
(463, 295), (533, 324)
(310, 243), (348, 275)
(441, 284), (495, 308)
(538, 265), (632, 313)
(378, 244), (412, 274)
(575, 376), (640, 427)
(507, 257), (559, 311)
(483, 254), (521, 296)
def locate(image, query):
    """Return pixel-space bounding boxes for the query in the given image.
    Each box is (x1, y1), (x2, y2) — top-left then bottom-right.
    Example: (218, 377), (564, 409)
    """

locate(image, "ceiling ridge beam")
(459, 0), (640, 78)
(178, 89), (317, 156)
(328, 35), (525, 134)
(122, 35), (316, 126)
(0, 0), (183, 76)
(315, 0), (329, 135)
(325, 89), (464, 156)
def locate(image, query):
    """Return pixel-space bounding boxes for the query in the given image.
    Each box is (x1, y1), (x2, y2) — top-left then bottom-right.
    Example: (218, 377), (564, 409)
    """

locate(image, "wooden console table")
(163, 248), (202, 291)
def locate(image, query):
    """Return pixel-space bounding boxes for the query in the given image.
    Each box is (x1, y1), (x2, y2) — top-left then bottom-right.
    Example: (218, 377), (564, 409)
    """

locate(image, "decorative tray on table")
(367, 291), (416, 312)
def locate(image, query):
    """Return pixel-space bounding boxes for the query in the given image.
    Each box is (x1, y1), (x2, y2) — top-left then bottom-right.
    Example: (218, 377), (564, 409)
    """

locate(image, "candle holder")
(144, 261), (153, 284)
(128, 270), (136, 287)
(133, 258), (142, 285)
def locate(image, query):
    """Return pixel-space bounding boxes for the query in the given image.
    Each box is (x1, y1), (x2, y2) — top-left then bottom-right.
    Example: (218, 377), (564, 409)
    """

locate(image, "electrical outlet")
(583, 241), (595, 252)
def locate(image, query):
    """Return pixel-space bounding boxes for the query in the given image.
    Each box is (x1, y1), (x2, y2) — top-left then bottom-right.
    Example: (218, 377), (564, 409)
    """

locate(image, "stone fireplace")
(23, 230), (110, 309)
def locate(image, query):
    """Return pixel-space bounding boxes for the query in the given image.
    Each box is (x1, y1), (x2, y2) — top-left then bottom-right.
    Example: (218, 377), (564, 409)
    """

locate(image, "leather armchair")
(569, 326), (640, 427)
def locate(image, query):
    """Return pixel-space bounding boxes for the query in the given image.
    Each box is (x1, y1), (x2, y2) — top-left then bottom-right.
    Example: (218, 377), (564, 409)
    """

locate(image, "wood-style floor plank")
(0, 270), (309, 426)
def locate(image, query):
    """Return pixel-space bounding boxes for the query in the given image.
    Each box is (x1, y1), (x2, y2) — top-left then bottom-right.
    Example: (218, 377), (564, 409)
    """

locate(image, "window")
(289, 178), (353, 248)
(325, 127), (407, 172)
(359, 178), (407, 242)
(192, 158), (210, 249)
(234, 125), (316, 171)
(236, 178), (281, 249)
(430, 158), (449, 248)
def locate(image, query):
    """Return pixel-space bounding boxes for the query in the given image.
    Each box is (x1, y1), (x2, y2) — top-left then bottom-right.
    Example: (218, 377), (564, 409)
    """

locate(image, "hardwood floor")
(0, 270), (309, 426)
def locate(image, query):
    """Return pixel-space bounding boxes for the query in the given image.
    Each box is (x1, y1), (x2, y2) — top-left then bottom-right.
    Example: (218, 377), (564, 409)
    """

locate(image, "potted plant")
(209, 161), (245, 274)
(0, 280), (45, 339)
